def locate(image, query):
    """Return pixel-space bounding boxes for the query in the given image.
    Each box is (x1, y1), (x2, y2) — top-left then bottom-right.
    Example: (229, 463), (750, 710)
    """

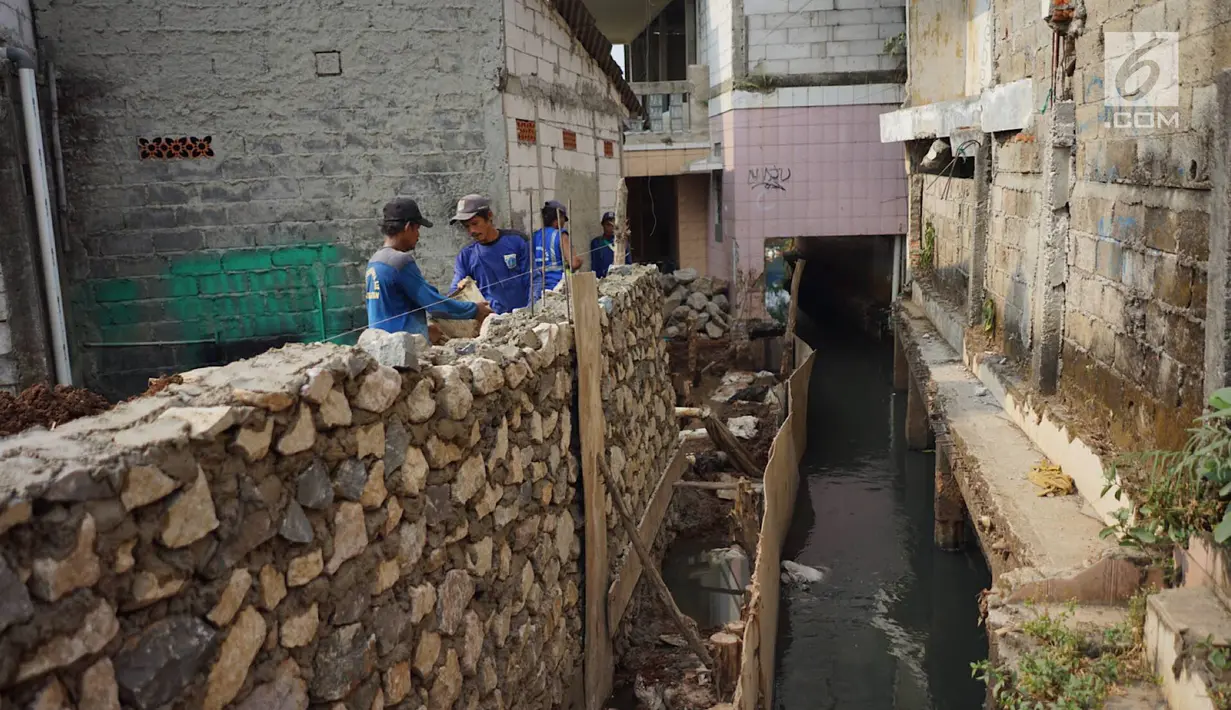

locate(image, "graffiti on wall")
(748, 165), (791, 191)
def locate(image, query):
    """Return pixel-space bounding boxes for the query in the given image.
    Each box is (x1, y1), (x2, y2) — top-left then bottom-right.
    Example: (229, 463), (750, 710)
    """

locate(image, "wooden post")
(615, 178), (630, 268)
(780, 258), (806, 380)
(572, 272), (612, 710)
(600, 457), (714, 669)
(687, 313), (699, 382)
(704, 415), (761, 478)
(711, 631), (741, 699)
(905, 377), (931, 451)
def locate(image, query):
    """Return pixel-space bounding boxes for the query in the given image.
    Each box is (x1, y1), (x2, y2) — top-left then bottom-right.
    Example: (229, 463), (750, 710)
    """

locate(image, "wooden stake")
(710, 631), (741, 699)
(614, 178), (630, 268)
(674, 480), (762, 492)
(675, 407), (706, 419)
(703, 415), (761, 478)
(599, 456), (714, 669)
(780, 258), (806, 380)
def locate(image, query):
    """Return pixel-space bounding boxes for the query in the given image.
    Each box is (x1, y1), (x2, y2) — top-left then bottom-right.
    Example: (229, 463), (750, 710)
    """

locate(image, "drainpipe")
(4, 46), (73, 386)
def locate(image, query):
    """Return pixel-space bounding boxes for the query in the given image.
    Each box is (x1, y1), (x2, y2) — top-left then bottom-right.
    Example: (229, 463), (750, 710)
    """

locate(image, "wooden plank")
(704, 414), (762, 478)
(607, 445), (689, 631)
(601, 457), (714, 668)
(780, 258), (806, 380)
(572, 272), (612, 710)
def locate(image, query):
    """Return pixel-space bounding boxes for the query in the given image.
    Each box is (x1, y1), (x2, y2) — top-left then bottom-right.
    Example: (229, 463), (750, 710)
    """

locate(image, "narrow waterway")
(774, 312), (990, 710)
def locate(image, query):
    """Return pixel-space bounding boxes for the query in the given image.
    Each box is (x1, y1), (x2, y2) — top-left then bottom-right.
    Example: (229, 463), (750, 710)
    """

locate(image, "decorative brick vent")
(516, 119), (537, 144)
(604, 140), (615, 158)
(138, 136), (214, 160)
(562, 130), (577, 151)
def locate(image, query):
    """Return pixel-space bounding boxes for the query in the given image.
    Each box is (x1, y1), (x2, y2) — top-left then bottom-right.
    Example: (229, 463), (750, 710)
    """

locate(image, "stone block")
(358, 329), (425, 370)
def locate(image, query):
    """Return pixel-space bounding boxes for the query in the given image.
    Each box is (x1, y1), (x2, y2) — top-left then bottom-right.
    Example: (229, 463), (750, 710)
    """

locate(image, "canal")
(774, 310), (991, 709)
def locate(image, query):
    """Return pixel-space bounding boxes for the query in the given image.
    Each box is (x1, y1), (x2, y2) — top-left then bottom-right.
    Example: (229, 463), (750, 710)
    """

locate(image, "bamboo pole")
(780, 258), (806, 380)
(599, 456), (714, 669)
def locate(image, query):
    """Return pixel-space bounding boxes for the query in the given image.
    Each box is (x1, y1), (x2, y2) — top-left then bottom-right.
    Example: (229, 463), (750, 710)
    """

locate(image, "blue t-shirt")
(451, 231), (532, 314)
(366, 247), (476, 337)
(532, 227), (568, 293)
(590, 236), (630, 278)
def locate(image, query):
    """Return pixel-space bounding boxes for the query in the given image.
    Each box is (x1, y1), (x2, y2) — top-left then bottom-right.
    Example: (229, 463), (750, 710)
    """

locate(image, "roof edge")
(549, 0), (644, 118)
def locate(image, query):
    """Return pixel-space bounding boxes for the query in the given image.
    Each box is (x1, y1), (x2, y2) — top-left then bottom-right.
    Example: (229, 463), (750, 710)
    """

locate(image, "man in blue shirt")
(449, 194), (533, 314)
(365, 198), (491, 340)
(590, 211), (631, 278)
(531, 200), (582, 295)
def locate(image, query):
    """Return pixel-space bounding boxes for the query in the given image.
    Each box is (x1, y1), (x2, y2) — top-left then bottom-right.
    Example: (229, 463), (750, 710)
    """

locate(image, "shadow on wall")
(76, 243), (365, 400)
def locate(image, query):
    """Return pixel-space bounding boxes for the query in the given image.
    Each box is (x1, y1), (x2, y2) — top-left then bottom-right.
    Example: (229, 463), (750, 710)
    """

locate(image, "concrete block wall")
(33, 0), (512, 399)
(676, 173), (711, 275)
(745, 0), (906, 77)
(0, 266), (676, 710)
(922, 174), (975, 306)
(985, 135), (1041, 360)
(502, 0), (626, 267)
(698, 0), (737, 90)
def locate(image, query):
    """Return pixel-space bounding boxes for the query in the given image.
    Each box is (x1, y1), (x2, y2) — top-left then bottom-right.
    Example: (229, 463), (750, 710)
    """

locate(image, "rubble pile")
(659, 268), (732, 340)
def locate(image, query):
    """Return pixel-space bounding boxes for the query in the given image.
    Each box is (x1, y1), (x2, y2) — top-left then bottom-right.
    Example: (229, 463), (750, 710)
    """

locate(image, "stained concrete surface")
(773, 311), (989, 709)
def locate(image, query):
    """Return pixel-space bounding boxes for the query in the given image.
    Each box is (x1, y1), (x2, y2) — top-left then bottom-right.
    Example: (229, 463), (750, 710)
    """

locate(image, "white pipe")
(6, 48), (72, 385)
(891, 233), (903, 301)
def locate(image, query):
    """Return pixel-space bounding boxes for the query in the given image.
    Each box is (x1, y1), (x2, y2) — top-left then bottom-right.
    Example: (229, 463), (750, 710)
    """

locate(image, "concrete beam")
(963, 132), (992, 328)
(1205, 70), (1231, 400)
(1030, 100), (1075, 395)
(894, 331), (909, 391)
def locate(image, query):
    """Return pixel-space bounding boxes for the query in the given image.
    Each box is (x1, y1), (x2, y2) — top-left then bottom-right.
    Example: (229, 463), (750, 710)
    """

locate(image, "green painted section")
(81, 243), (365, 351)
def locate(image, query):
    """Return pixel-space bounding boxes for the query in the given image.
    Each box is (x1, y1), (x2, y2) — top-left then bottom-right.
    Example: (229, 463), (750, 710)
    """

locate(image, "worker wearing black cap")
(365, 198), (491, 340)
(590, 211), (630, 278)
(531, 200), (582, 295)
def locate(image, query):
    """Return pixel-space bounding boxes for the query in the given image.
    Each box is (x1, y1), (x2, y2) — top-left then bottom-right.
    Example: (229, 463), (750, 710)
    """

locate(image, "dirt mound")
(0, 384), (111, 436)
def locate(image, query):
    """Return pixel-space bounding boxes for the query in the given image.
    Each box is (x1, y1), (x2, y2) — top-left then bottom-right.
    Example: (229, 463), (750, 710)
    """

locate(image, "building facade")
(4, 0), (633, 398)
(621, 0), (909, 316)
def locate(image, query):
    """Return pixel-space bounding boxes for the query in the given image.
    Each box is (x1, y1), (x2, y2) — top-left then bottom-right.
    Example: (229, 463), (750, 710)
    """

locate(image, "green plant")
(920, 222), (936, 271)
(1189, 636), (1231, 709)
(884, 31), (907, 56)
(1100, 387), (1231, 548)
(982, 297), (996, 334)
(972, 607), (1147, 709)
(733, 71), (780, 94)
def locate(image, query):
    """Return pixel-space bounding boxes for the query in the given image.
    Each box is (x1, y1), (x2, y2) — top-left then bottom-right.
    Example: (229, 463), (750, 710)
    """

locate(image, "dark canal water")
(773, 312), (991, 710)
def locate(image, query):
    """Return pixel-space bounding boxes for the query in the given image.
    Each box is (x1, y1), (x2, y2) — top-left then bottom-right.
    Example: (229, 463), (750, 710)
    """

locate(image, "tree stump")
(710, 631), (742, 700)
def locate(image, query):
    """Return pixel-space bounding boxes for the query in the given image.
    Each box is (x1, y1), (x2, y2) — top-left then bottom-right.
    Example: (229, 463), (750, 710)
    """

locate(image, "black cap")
(601, 211), (615, 224)
(382, 197), (433, 228)
(544, 200), (568, 219)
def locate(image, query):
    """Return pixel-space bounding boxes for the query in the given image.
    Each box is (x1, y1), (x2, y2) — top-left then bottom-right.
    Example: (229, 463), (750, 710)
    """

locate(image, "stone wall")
(0, 267), (676, 710)
(33, 0), (512, 399)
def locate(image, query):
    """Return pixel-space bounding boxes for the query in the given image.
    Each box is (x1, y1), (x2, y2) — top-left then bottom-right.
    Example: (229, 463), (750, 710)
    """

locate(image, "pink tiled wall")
(713, 104), (908, 279)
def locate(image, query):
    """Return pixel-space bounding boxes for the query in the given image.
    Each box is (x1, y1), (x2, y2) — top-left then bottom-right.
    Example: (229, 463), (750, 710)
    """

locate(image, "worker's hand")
(428, 323), (445, 345)
(475, 302), (493, 324)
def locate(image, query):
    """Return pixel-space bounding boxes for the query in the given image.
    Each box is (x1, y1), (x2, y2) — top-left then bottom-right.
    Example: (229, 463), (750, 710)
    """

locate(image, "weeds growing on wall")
(1100, 388), (1231, 549)
(920, 222), (936, 272)
(972, 602), (1149, 709)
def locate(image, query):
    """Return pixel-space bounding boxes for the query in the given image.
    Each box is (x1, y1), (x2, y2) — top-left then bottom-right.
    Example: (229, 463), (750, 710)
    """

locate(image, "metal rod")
(47, 59), (70, 254)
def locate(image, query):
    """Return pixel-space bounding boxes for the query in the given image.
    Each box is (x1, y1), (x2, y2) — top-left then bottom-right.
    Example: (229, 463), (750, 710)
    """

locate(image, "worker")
(365, 197), (491, 342)
(531, 200), (582, 295)
(590, 211), (631, 278)
(449, 194), (532, 314)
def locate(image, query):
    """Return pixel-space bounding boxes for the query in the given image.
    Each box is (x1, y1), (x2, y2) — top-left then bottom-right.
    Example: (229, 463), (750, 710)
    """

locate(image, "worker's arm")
(560, 231), (583, 271)
(398, 261), (477, 321)
(449, 249), (469, 293)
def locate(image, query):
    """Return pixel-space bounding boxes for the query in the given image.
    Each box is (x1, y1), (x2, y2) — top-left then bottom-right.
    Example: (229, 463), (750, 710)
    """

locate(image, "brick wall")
(676, 173), (710, 275)
(922, 174), (974, 306)
(34, 0), (513, 399)
(745, 0), (905, 77)
(502, 0), (625, 269)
